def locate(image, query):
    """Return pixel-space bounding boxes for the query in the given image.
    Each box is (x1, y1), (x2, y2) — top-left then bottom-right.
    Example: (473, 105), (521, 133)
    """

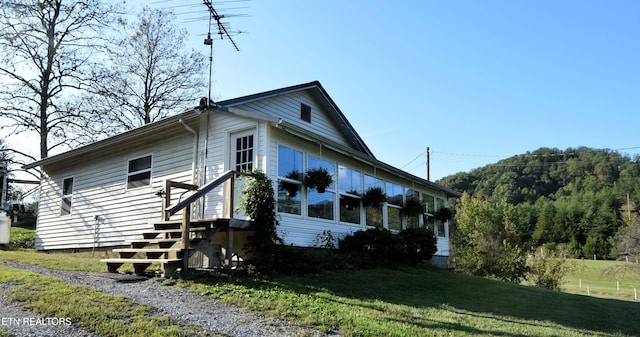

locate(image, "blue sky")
(155, 1), (640, 180)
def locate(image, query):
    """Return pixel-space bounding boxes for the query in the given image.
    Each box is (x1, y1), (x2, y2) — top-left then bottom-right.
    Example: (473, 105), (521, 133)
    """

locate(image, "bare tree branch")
(0, 0), (122, 160)
(90, 6), (206, 131)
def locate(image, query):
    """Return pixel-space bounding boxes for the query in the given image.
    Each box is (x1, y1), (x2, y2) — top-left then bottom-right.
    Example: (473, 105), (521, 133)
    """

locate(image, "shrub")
(268, 246), (347, 275)
(239, 170), (283, 275)
(339, 227), (437, 268)
(527, 254), (575, 291)
(398, 227), (437, 265)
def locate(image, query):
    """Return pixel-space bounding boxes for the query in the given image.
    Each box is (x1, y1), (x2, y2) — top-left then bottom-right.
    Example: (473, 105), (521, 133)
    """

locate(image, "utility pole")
(628, 193), (631, 222)
(426, 147), (430, 181)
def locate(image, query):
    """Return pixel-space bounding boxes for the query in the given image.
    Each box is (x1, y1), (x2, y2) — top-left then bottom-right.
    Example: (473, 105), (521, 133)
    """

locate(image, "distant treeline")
(438, 147), (640, 258)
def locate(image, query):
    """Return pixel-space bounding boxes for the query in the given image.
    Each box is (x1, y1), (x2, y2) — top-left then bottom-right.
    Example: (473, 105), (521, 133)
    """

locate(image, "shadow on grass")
(187, 267), (639, 336)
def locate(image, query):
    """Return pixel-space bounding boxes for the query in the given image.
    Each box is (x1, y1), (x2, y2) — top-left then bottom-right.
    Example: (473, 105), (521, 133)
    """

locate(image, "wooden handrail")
(167, 170), (236, 216)
(162, 181), (198, 221)
(163, 170), (237, 274)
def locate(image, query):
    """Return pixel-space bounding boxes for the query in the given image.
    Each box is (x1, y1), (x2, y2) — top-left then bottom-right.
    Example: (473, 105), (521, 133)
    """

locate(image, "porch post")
(181, 205), (191, 274)
(227, 224), (234, 271)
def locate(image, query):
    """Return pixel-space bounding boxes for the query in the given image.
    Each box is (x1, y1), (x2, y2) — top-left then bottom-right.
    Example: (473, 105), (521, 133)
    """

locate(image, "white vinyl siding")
(200, 112), (265, 219)
(230, 90), (353, 149)
(35, 133), (194, 251)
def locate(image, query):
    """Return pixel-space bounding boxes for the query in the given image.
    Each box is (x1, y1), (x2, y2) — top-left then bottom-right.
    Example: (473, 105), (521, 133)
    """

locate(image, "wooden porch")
(101, 170), (252, 276)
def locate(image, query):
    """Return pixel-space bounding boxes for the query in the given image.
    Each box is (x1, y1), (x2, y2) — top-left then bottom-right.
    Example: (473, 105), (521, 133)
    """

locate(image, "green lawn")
(179, 268), (639, 337)
(562, 259), (640, 301)
(2, 226), (639, 336)
(0, 248), (107, 272)
(0, 265), (216, 337)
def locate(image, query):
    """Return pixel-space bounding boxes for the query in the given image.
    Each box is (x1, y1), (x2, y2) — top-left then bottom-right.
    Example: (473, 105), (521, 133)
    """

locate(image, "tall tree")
(93, 6), (206, 131)
(0, 0), (120, 160)
(452, 193), (528, 283)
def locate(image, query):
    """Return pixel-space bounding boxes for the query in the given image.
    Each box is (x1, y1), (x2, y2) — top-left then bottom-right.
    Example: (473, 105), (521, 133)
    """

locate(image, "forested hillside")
(438, 147), (640, 258)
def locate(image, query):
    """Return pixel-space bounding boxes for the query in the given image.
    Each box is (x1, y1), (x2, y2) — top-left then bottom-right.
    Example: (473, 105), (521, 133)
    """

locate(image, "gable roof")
(217, 81), (375, 159)
(22, 81), (460, 198)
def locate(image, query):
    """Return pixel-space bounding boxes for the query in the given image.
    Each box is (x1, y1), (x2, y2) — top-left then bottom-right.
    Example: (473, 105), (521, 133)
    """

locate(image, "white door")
(230, 130), (256, 219)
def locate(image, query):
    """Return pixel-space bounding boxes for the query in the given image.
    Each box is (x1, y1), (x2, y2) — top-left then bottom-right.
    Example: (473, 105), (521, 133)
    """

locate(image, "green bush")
(339, 227), (437, 268)
(398, 227), (437, 265)
(239, 170), (283, 275)
(527, 254), (575, 291)
(268, 246), (347, 275)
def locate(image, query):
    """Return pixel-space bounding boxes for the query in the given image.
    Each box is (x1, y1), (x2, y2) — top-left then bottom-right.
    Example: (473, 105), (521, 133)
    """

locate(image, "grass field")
(2, 224), (639, 336)
(0, 265), (216, 337)
(562, 259), (640, 301)
(179, 267), (640, 337)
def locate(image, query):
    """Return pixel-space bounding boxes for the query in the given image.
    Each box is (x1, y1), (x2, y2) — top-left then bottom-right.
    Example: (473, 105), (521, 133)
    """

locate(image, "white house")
(24, 81), (460, 272)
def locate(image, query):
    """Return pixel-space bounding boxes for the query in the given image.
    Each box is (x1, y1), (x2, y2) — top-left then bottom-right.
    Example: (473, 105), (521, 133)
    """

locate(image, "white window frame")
(231, 129), (256, 173)
(60, 176), (74, 216)
(127, 154), (153, 189)
(276, 144), (304, 217)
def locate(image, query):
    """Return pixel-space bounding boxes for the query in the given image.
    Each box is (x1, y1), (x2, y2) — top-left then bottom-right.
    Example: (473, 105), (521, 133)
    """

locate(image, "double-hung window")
(277, 145), (303, 215)
(307, 155), (335, 220)
(436, 197), (446, 237)
(364, 175), (384, 227)
(386, 182), (403, 230)
(338, 165), (362, 224)
(127, 155), (152, 189)
(60, 177), (73, 216)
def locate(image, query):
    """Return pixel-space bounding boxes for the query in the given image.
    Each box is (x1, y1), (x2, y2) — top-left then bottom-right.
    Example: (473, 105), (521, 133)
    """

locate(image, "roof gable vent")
(300, 103), (311, 123)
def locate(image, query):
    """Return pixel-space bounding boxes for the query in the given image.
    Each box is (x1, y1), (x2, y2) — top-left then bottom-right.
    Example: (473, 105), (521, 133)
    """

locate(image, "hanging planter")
(303, 167), (333, 193)
(434, 207), (453, 222)
(361, 186), (387, 208)
(403, 196), (425, 217)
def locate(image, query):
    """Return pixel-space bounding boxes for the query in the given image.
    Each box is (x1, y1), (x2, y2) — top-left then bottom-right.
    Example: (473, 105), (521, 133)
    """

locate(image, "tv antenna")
(202, 0), (245, 107)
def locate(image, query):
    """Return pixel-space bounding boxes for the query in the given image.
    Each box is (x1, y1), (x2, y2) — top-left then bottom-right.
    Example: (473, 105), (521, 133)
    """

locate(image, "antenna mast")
(202, 0), (241, 106)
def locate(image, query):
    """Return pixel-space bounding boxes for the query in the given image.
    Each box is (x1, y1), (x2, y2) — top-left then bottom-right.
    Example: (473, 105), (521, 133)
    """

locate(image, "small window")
(300, 103), (311, 123)
(127, 155), (152, 189)
(60, 177), (73, 215)
(234, 134), (254, 173)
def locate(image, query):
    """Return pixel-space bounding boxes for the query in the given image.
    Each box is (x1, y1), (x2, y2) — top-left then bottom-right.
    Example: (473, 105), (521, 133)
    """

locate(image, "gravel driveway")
(0, 261), (337, 337)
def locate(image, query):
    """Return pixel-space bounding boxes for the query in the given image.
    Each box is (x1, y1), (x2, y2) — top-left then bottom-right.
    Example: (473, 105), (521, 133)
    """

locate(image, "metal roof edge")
(22, 109), (203, 170)
(274, 120), (461, 198)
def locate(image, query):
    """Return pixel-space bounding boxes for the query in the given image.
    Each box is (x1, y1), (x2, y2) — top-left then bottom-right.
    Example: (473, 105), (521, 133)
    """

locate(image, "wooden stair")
(101, 219), (221, 276)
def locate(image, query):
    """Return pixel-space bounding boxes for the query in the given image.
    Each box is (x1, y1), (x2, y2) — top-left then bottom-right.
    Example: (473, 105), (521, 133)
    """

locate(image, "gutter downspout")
(179, 119), (198, 185)
(201, 110), (212, 218)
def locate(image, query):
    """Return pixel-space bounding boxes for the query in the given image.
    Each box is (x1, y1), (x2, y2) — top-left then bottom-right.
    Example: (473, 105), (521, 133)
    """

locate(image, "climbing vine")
(239, 170), (283, 273)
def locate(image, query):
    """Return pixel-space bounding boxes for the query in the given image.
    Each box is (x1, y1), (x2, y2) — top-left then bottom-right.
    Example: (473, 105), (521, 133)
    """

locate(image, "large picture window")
(436, 197), (446, 237)
(60, 177), (73, 216)
(386, 181), (403, 230)
(364, 175), (383, 227)
(406, 189), (420, 229)
(277, 145), (303, 215)
(339, 165), (362, 224)
(307, 155), (335, 220)
(127, 155), (152, 189)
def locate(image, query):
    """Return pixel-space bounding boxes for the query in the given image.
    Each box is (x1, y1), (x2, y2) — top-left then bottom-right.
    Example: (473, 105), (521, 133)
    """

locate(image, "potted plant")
(279, 170), (301, 198)
(361, 186), (387, 208)
(434, 207), (453, 222)
(403, 196), (425, 217)
(303, 167), (333, 193)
